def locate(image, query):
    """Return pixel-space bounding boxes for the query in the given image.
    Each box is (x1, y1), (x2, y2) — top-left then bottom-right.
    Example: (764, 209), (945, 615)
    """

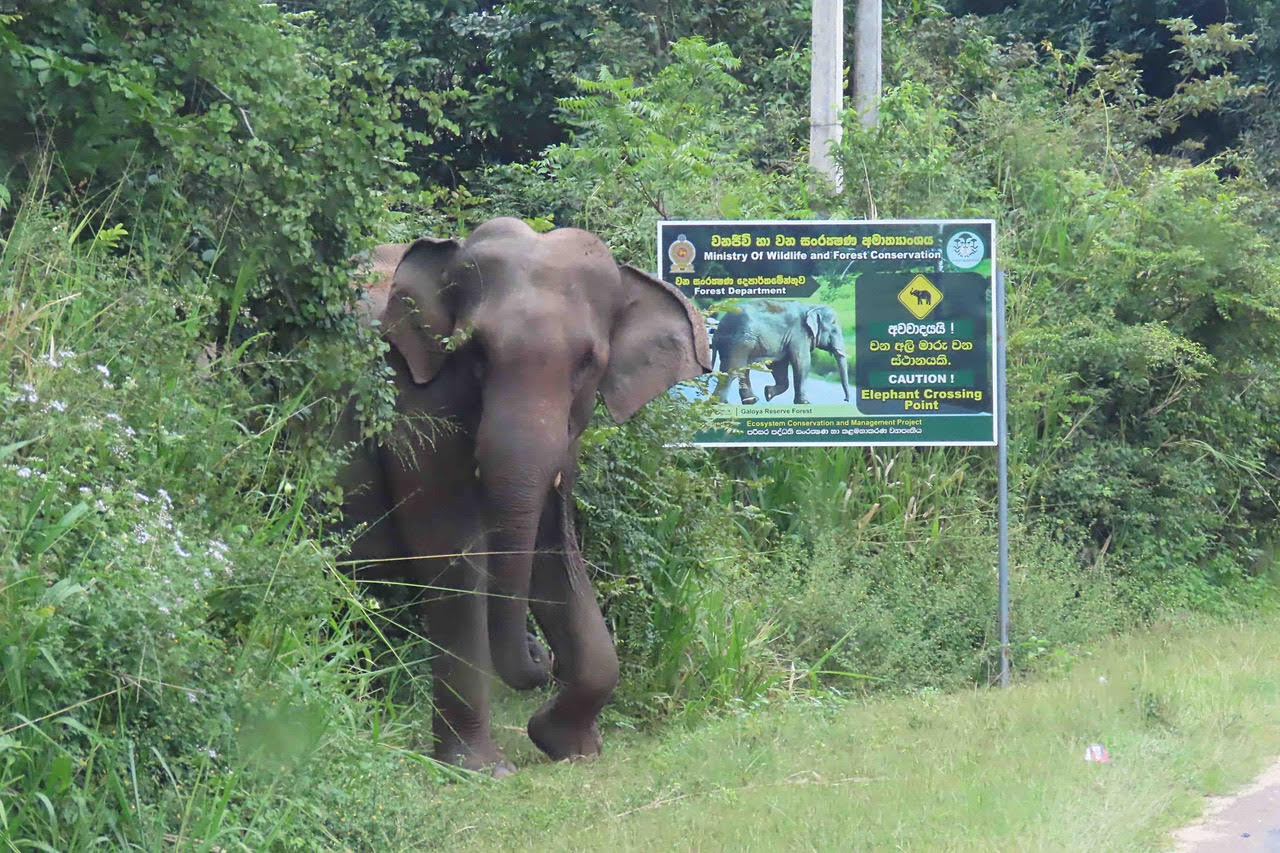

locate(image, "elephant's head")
(381, 217), (710, 688)
(804, 305), (851, 402)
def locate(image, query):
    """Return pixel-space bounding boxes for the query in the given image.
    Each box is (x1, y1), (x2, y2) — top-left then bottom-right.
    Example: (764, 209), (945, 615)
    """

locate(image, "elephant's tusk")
(553, 471), (563, 489)
(475, 466), (481, 480)
(836, 350), (847, 358)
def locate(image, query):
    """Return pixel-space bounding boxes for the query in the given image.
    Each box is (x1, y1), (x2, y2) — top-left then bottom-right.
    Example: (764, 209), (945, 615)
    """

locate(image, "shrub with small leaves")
(0, 1), (411, 437)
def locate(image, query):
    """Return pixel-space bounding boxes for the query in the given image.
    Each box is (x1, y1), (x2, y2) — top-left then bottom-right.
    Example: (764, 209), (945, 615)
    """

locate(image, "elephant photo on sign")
(710, 300), (850, 405)
(339, 218), (710, 775)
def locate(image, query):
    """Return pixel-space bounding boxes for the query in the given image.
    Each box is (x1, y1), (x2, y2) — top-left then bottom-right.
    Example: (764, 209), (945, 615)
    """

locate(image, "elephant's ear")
(383, 236), (460, 385)
(599, 265), (712, 423)
(803, 307), (823, 341)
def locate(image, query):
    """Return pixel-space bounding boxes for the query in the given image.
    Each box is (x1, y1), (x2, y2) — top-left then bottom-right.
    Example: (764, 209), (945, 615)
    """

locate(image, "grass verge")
(422, 614), (1280, 851)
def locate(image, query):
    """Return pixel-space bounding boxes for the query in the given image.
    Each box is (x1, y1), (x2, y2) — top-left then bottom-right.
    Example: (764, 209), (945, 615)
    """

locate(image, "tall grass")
(0, 195), (450, 849)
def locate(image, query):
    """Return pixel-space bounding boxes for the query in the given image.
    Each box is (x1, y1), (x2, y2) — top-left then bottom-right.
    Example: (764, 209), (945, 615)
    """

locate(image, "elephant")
(339, 217), (711, 776)
(710, 300), (850, 405)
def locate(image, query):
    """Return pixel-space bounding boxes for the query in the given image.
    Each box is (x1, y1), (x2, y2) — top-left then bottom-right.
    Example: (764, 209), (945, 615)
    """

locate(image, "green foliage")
(812, 17), (1280, 610)
(476, 37), (813, 259)
(0, 200), (451, 849)
(0, 1), (409, 435)
(575, 392), (783, 717)
(948, 0), (1280, 168)
(285, 0), (814, 189)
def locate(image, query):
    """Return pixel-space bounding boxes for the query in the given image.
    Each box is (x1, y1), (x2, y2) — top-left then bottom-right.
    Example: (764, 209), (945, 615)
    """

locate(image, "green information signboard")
(658, 220), (997, 446)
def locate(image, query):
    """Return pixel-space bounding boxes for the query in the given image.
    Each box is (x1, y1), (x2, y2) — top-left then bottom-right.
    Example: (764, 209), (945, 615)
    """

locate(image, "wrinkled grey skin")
(340, 218), (710, 776)
(711, 300), (850, 405)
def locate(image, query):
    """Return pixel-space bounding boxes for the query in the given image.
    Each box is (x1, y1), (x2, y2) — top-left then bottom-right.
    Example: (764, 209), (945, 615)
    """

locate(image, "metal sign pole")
(997, 268), (1010, 687)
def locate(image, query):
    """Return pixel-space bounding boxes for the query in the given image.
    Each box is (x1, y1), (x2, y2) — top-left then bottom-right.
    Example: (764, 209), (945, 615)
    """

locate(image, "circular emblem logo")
(946, 231), (985, 269)
(668, 233), (696, 273)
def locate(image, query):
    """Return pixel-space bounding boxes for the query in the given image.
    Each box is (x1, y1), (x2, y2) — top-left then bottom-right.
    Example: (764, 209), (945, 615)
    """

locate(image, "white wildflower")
(207, 749), (217, 759)
(186, 692), (198, 704)
(157, 488), (171, 506)
(95, 364), (111, 378)
(16, 467), (34, 479)
(79, 486), (93, 496)
(133, 491), (151, 504)
(123, 425), (136, 438)
(95, 500), (107, 512)
(47, 400), (67, 413)
(133, 525), (151, 545)
(174, 541), (191, 558)
(158, 604), (170, 614)
(105, 412), (122, 422)
(58, 349), (75, 359)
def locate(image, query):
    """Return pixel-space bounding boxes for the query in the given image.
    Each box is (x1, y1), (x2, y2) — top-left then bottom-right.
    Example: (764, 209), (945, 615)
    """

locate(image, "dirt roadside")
(1170, 756), (1280, 851)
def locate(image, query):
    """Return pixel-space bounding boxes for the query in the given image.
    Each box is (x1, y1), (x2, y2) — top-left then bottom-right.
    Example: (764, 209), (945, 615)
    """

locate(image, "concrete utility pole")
(809, 0), (844, 192)
(853, 0), (882, 128)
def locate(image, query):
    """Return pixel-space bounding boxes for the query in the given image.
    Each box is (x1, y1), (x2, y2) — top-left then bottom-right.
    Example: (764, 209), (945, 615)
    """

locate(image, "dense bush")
(0, 201), (453, 849)
(284, 0), (813, 186)
(826, 17), (1280, 602)
(948, 0), (1280, 161)
(0, 2), (408, 429)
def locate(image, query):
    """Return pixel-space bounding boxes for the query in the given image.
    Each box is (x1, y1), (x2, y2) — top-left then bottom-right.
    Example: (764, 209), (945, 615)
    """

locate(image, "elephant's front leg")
(712, 354), (733, 402)
(526, 474), (619, 761)
(763, 359), (789, 402)
(736, 368), (759, 405)
(791, 345), (813, 404)
(419, 559), (514, 776)
(388, 468), (513, 776)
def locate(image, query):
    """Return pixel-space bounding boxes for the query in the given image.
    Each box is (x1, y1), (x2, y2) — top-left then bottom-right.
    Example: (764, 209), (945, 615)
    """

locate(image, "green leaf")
(0, 438), (38, 460)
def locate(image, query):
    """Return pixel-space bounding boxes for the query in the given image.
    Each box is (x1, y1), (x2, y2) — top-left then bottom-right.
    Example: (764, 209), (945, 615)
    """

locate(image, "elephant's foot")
(739, 392), (758, 405)
(436, 739), (516, 778)
(794, 396), (809, 405)
(493, 634), (555, 691)
(526, 632), (555, 686)
(527, 702), (603, 762)
(764, 386), (778, 401)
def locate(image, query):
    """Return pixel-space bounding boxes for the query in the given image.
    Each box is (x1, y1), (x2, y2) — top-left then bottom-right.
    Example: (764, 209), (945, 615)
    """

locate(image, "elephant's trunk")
(474, 394), (566, 691)
(835, 351), (851, 402)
